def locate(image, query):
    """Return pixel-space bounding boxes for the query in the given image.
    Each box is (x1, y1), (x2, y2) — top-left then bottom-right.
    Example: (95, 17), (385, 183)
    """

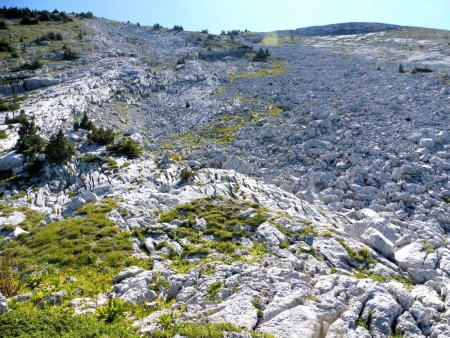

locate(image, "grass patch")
(155, 197), (269, 272)
(339, 240), (376, 266)
(228, 60), (288, 81)
(205, 281), (223, 301)
(0, 306), (140, 338)
(1, 200), (151, 298)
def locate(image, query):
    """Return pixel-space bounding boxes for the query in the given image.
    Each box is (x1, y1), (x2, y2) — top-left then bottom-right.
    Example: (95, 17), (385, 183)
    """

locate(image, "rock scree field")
(0, 7), (450, 338)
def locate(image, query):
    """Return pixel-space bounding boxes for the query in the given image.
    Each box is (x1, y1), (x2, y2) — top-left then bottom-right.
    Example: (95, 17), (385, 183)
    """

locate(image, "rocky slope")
(0, 13), (450, 338)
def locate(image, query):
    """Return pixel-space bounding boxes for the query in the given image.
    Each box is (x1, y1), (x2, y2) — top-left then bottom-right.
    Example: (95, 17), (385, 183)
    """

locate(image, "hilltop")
(0, 9), (450, 338)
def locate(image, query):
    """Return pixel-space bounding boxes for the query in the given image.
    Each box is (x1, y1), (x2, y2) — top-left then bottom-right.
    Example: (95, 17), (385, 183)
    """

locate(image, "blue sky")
(2, 0), (450, 33)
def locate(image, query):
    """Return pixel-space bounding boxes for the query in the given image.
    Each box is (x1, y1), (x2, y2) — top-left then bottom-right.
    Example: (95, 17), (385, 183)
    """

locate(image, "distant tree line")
(0, 7), (94, 25)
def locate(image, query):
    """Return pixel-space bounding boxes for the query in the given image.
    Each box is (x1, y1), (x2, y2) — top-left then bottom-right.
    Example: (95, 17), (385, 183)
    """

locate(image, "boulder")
(255, 221), (288, 247)
(79, 190), (99, 203)
(224, 156), (252, 175)
(111, 271), (156, 305)
(209, 290), (259, 330)
(2, 227), (29, 244)
(258, 305), (321, 338)
(0, 211), (26, 228)
(361, 228), (394, 257)
(0, 151), (24, 172)
(24, 77), (58, 90)
(69, 196), (86, 210)
(0, 292), (8, 315)
(38, 290), (68, 306)
(112, 266), (145, 284)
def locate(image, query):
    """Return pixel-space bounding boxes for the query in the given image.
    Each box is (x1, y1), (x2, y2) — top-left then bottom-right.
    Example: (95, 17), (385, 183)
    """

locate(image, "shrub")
(77, 11), (94, 19)
(398, 64), (405, 73)
(18, 59), (43, 71)
(0, 130), (6, 139)
(95, 297), (126, 323)
(411, 67), (433, 74)
(173, 25), (183, 32)
(179, 168), (195, 183)
(205, 281), (223, 301)
(88, 126), (116, 145)
(62, 48), (79, 61)
(108, 137), (142, 159)
(14, 115), (45, 157)
(0, 40), (16, 53)
(20, 16), (39, 25)
(153, 23), (162, 30)
(78, 112), (94, 130)
(44, 129), (75, 164)
(201, 29), (209, 34)
(253, 47), (270, 62)
(0, 20), (8, 29)
(35, 31), (63, 42)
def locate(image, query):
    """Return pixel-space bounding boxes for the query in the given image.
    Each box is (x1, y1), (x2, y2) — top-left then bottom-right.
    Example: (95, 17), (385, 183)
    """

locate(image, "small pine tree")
(44, 129), (74, 164)
(79, 112), (93, 130)
(14, 115), (45, 157)
(399, 64), (405, 73)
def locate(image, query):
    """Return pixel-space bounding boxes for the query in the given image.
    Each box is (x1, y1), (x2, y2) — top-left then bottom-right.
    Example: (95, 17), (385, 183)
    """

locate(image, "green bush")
(253, 47), (269, 62)
(14, 115), (46, 157)
(44, 129), (74, 164)
(179, 168), (195, 183)
(35, 32), (63, 42)
(398, 64), (405, 73)
(0, 20), (8, 29)
(76, 112), (94, 130)
(108, 137), (142, 159)
(411, 67), (433, 74)
(88, 126), (116, 145)
(0, 40), (16, 53)
(0, 130), (7, 139)
(62, 48), (79, 61)
(19, 60), (43, 71)
(20, 16), (39, 25)
(173, 25), (183, 32)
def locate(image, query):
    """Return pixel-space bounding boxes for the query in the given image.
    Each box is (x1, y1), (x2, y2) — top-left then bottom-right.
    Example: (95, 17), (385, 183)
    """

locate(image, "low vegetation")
(44, 129), (74, 164)
(411, 67), (433, 74)
(108, 137), (142, 159)
(339, 240), (376, 266)
(88, 126), (116, 145)
(153, 196), (269, 272)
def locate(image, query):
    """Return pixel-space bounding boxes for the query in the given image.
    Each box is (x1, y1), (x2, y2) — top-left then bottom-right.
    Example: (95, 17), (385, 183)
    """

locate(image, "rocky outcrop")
(0, 151), (24, 172)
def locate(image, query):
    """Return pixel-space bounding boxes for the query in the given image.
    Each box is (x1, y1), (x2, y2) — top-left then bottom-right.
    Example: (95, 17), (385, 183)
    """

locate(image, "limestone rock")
(0, 292), (8, 315)
(0, 152), (24, 172)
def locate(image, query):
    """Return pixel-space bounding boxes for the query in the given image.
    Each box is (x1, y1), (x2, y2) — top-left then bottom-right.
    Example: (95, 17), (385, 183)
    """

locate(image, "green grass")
(205, 281), (223, 301)
(153, 319), (242, 338)
(0, 16), (92, 67)
(354, 269), (413, 289)
(228, 60), (288, 81)
(0, 306), (140, 338)
(153, 196), (269, 272)
(339, 240), (376, 266)
(1, 200), (151, 298)
(0, 129), (7, 139)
